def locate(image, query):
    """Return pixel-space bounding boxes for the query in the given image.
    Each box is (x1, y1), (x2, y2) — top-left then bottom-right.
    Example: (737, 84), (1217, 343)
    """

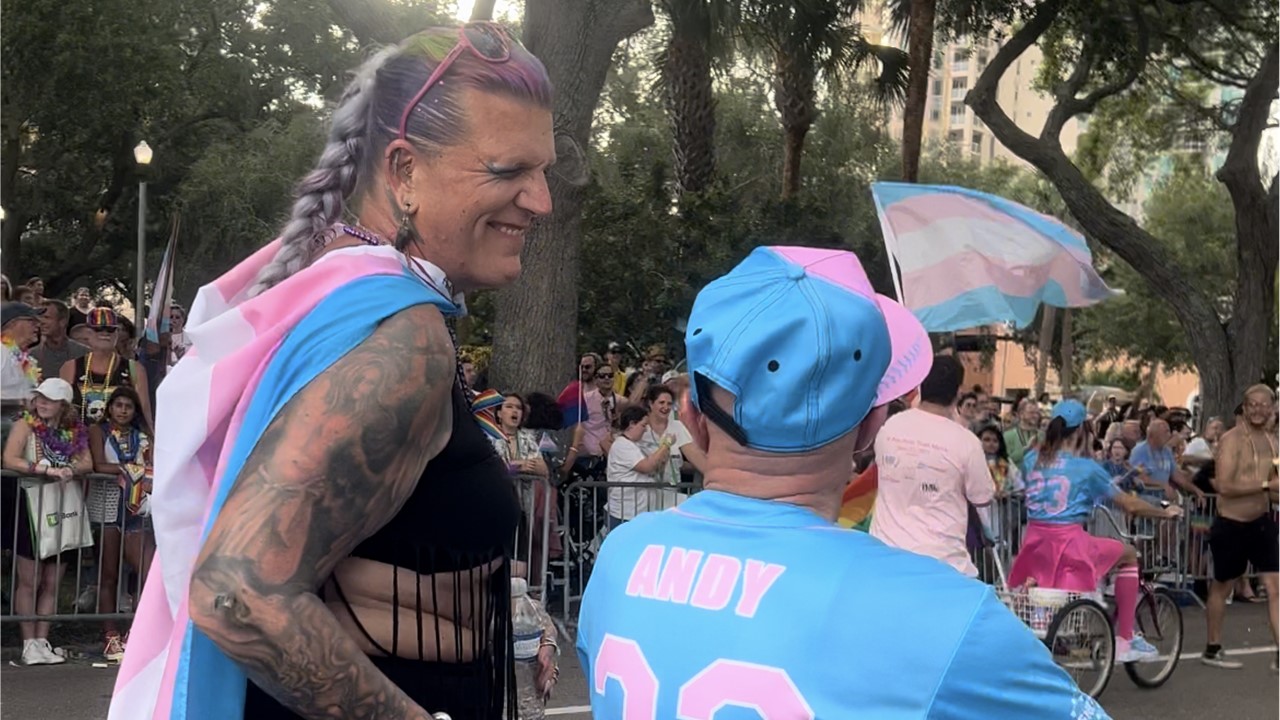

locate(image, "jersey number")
(1025, 473), (1070, 515)
(594, 634), (814, 719)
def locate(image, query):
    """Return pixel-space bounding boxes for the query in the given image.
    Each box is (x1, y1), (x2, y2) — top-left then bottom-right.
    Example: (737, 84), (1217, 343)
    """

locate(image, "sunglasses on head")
(398, 22), (515, 140)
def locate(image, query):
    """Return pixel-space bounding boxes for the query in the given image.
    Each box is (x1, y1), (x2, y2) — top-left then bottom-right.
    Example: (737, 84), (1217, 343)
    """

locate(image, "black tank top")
(245, 382), (521, 719)
(347, 381), (520, 715)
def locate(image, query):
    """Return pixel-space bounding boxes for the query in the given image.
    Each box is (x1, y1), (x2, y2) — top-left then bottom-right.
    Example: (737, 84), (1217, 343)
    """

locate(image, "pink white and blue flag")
(108, 238), (460, 720)
(871, 182), (1119, 332)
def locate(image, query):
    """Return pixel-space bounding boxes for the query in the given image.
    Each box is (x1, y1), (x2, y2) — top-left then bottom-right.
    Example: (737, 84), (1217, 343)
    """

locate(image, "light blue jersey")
(577, 490), (1109, 719)
(1022, 451), (1121, 524)
(1128, 441), (1175, 484)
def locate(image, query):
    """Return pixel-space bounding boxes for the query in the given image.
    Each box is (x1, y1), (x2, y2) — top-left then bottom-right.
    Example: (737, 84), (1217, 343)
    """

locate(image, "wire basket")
(997, 587), (1103, 639)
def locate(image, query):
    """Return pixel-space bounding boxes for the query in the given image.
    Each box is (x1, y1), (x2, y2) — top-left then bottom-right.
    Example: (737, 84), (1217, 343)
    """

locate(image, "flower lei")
(2, 337), (41, 387)
(22, 410), (89, 460)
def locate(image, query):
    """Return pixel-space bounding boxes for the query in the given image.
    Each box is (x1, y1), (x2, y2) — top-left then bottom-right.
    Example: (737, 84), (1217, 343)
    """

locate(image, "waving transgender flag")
(871, 182), (1119, 332)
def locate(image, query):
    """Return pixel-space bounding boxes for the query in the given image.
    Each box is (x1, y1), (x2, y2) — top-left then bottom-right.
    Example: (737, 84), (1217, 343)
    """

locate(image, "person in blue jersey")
(1008, 400), (1182, 664)
(577, 246), (1112, 720)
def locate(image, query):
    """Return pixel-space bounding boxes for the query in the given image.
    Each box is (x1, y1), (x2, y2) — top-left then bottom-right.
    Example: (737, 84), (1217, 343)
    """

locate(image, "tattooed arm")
(188, 304), (456, 720)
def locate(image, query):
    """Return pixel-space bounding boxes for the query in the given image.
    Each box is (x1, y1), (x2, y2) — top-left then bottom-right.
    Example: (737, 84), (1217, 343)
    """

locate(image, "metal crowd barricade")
(551, 479), (700, 625)
(971, 492), (1026, 584)
(2, 469), (151, 628)
(511, 472), (555, 602)
(1179, 493), (1265, 597)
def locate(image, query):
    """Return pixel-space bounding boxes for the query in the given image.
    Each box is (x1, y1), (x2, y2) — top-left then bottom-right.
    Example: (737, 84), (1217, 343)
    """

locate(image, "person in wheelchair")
(1009, 400), (1183, 664)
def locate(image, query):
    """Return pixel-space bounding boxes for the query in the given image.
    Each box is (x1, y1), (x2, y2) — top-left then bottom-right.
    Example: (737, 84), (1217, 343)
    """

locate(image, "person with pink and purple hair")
(110, 23), (558, 720)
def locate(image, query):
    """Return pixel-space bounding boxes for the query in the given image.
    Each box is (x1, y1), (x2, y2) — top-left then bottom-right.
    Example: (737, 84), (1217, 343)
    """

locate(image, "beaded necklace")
(80, 352), (119, 421)
(22, 410), (88, 464)
(2, 336), (41, 386)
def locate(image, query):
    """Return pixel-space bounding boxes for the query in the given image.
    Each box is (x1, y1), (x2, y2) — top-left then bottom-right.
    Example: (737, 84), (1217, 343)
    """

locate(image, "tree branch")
(1216, 43), (1279, 191)
(967, 0), (1064, 152)
(325, 0), (428, 46)
(967, 0), (1234, 417)
(1042, 4), (1149, 141)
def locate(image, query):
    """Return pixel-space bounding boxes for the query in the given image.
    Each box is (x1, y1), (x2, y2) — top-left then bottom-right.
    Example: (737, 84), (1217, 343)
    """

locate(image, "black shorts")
(1209, 514), (1279, 582)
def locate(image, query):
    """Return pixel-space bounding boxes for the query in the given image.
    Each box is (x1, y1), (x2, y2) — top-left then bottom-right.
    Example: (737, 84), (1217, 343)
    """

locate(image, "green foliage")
(1078, 365), (1142, 391)
(3, 0), (449, 298)
(1071, 158), (1237, 370)
(171, 109), (328, 305)
(574, 61), (901, 356)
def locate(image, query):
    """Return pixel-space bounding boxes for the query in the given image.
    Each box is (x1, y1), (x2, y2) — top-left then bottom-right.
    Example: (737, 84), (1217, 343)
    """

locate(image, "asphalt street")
(3, 604), (1276, 719)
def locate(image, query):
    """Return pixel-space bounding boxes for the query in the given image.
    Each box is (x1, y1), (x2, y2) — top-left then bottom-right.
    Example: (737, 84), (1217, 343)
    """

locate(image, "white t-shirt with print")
(639, 419), (694, 485)
(607, 436), (660, 520)
(871, 408), (995, 577)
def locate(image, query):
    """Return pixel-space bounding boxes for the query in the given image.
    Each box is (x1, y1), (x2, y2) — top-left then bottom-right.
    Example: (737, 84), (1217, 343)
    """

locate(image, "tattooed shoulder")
(187, 302), (455, 720)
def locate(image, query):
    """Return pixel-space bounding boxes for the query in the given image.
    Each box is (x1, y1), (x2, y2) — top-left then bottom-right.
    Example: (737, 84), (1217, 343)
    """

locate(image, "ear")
(854, 404), (889, 455)
(681, 390), (710, 453)
(384, 139), (420, 209)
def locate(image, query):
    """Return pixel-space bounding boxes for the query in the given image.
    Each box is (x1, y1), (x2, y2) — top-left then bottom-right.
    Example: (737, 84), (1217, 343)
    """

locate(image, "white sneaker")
(11, 639), (62, 666)
(1116, 636), (1158, 664)
(35, 639), (65, 664)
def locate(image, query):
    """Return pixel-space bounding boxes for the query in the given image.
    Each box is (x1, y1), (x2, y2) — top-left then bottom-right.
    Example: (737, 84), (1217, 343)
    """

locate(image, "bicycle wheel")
(1125, 588), (1183, 688)
(1045, 598), (1115, 699)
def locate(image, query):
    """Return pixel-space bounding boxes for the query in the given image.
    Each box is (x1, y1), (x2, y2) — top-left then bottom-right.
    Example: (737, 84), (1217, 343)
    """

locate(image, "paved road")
(4, 604), (1276, 719)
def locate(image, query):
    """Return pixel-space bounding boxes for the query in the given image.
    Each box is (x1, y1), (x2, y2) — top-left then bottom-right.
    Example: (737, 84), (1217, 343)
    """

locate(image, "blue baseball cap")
(686, 246), (932, 453)
(1050, 399), (1087, 429)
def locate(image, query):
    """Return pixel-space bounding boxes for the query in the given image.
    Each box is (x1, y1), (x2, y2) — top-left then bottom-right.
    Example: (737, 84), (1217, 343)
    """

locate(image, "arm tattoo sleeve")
(189, 304), (456, 720)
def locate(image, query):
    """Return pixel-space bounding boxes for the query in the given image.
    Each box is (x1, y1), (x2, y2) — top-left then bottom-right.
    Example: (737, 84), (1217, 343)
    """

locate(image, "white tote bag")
(22, 477), (94, 560)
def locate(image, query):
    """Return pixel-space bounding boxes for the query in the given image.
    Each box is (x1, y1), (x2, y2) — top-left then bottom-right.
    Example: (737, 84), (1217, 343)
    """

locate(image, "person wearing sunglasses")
(111, 23), (556, 720)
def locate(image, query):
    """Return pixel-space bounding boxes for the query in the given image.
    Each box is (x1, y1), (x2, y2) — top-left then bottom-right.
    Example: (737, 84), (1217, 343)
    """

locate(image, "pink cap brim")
(873, 294), (932, 406)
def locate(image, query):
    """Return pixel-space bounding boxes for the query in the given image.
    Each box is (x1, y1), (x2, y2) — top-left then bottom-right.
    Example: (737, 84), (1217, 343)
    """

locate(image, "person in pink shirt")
(871, 355), (996, 576)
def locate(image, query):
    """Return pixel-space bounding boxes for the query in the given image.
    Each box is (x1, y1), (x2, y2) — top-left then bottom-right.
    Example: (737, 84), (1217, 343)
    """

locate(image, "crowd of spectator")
(0, 276), (175, 665)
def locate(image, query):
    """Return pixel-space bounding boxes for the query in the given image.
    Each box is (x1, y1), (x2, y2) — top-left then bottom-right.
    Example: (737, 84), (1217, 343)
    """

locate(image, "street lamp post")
(134, 141), (153, 325)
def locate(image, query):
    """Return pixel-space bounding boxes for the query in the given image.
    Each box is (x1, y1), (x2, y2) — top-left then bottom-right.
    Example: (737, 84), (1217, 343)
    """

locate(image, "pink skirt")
(1008, 521), (1125, 592)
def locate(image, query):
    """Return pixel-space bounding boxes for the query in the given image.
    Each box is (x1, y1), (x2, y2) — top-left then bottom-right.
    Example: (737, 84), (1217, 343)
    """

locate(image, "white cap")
(32, 378), (73, 404)
(510, 577), (528, 597)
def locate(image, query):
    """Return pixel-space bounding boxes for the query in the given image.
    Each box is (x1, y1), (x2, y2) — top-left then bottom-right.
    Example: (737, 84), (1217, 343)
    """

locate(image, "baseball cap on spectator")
(686, 246), (932, 454)
(607, 341), (623, 354)
(86, 307), (120, 329)
(1050, 399), (1087, 429)
(1, 302), (45, 328)
(32, 378), (74, 404)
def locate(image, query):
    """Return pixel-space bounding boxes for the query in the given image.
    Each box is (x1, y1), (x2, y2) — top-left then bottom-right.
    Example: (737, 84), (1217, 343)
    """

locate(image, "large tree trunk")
(774, 48), (816, 200)
(469, 0), (498, 21)
(901, 0), (936, 183)
(1059, 308), (1074, 395)
(489, 0), (654, 394)
(966, 0), (1276, 426)
(1034, 305), (1056, 398)
(661, 25), (716, 195)
(780, 125), (810, 200)
(1216, 44), (1279, 427)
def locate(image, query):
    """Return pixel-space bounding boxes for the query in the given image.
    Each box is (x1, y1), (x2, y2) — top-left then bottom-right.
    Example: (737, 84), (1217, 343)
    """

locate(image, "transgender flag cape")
(108, 241), (459, 720)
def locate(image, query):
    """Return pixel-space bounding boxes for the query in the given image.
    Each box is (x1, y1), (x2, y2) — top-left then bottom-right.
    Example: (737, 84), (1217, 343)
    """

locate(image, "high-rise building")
(859, 2), (1082, 167)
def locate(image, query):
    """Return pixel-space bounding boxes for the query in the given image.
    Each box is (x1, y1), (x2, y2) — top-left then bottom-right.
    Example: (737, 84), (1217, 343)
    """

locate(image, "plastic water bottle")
(511, 578), (545, 720)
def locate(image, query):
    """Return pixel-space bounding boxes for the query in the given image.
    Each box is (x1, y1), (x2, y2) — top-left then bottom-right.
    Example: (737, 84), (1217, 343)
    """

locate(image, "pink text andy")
(624, 544), (786, 618)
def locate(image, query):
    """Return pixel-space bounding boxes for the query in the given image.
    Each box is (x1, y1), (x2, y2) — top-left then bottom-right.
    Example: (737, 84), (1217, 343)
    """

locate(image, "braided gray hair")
(249, 45), (399, 297)
(250, 26), (553, 296)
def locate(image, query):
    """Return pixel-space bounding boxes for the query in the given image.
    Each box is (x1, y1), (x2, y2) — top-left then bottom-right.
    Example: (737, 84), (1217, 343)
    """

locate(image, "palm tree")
(886, 0), (990, 182)
(896, 0), (937, 183)
(655, 0), (740, 196)
(742, 0), (907, 199)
